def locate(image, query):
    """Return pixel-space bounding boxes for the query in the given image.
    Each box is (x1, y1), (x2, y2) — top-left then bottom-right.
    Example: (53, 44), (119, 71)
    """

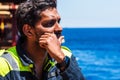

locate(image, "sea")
(62, 28), (120, 80)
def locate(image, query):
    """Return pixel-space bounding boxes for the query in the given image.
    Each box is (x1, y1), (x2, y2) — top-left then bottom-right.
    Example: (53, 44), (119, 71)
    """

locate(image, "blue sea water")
(62, 28), (120, 80)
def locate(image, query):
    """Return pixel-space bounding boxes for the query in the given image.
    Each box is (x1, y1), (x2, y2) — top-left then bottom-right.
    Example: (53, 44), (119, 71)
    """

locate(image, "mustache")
(54, 31), (62, 38)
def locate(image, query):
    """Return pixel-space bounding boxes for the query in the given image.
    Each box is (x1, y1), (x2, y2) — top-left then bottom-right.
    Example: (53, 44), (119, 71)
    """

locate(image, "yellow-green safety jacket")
(0, 43), (84, 80)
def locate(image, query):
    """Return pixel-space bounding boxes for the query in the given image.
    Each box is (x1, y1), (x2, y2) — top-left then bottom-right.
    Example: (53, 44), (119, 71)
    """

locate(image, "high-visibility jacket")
(0, 45), (84, 80)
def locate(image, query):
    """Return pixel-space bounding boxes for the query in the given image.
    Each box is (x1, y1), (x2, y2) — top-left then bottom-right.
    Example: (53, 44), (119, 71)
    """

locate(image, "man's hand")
(39, 33), (65, 63)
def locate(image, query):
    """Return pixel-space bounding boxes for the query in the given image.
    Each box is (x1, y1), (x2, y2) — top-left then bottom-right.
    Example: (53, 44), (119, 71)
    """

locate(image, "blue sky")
(57, 0), (120, 28)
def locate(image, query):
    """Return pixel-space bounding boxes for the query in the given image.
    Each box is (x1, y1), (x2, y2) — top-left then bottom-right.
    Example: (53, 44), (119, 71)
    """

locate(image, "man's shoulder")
(0, 57), (12, 77)
(0, 49), (8, 67)
(0, 46), (17, 77)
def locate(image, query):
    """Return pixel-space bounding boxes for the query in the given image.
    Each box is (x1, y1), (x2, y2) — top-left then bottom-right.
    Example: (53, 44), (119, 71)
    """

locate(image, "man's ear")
(22, 24), (34, 38)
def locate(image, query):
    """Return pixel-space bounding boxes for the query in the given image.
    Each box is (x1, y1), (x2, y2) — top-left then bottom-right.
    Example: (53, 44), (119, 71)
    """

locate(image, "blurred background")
(0, 0), (25, 48)
(0, 0), (120, 80)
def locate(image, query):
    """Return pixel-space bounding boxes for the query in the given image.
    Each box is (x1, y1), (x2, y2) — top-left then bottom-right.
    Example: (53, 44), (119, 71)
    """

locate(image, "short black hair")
(16, 0), (56, 37)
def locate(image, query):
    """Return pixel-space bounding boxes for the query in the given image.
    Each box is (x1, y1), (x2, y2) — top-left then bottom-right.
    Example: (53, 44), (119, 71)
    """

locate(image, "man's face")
(33, 7), (62, 41)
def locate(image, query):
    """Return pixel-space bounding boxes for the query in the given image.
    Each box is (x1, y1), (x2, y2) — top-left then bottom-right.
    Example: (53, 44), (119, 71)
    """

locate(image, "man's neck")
(23, 41), (47, 79)
(23, 41), (47, 63)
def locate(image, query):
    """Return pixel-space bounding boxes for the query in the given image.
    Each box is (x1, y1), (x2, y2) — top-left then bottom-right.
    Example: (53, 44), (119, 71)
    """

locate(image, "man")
(0, 0), (85, 80)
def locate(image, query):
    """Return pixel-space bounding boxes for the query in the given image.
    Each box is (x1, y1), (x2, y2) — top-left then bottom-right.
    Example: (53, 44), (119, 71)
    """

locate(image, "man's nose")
(54, 22), (62, 31)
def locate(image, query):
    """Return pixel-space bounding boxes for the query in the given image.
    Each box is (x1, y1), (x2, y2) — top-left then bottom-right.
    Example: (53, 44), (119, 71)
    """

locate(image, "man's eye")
(42, 20), (56, 27)
(58, 18), (61, 23)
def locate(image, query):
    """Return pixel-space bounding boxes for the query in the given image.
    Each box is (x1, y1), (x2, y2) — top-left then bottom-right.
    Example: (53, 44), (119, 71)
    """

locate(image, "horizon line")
(62, 26), (120, 28)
